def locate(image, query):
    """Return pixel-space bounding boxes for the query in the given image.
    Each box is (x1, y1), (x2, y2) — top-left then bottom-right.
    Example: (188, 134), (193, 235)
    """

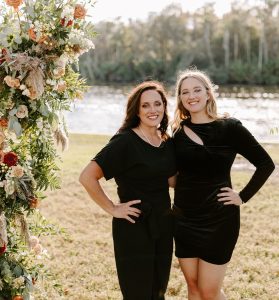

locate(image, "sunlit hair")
(119, 81), (169, 139)
(172, 68), (218, 131)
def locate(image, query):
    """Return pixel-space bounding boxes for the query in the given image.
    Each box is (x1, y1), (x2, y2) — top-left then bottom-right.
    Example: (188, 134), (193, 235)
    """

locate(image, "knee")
(186, 278), (199, 295)
(199, 286), (220, 300)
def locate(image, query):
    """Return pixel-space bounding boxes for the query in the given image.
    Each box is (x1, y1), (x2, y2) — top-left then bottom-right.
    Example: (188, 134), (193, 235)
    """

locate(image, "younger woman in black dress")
(172, 69), (275, 300)
(79, 81), (176, 300)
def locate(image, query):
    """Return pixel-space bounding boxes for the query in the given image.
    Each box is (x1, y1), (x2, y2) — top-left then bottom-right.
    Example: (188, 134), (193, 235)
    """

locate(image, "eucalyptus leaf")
(13, 265), (23, 276)
(9, 108), (17, 116)
(13, 120), (22, 137)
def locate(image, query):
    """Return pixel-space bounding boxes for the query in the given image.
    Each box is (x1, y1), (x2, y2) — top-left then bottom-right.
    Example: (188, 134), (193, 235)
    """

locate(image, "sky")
(90, 0), (260, 22)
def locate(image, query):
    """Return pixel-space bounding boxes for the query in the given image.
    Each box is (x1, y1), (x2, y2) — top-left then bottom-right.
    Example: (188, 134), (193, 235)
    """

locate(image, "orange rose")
(28, 28), (48, 44)
(74, 4), (87, 19)
(28, 28), (37, 41)
(5, 0), (23, 10)
(0, 118), (8, 128)
(12, 296), (24, 300)
(29, 197), (39, 208)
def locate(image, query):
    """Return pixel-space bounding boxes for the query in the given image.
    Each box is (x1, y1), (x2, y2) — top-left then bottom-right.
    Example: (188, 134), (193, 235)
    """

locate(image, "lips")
(147, 115), (159, 120)
(188, 101), (198, 105)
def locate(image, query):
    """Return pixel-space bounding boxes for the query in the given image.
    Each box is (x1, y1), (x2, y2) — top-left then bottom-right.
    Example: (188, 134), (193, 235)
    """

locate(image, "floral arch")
(0, 0), (95, 298)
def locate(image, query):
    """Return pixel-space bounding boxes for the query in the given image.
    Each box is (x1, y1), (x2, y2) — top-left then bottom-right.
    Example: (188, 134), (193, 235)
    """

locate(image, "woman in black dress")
(172, 69), (275, 300)
(79, 81), (176, 300)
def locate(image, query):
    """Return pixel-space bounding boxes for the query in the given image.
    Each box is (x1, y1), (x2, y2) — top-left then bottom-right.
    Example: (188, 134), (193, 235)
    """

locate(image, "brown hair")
(119, 81), (169, 139)
(172, 69), (218, 131)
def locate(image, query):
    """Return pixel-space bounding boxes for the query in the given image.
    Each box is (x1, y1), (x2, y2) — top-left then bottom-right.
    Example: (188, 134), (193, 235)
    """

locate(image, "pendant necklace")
(138, 126), (162, 147)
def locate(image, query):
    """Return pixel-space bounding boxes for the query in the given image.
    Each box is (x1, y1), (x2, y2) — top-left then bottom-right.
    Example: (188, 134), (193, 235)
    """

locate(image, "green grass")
(34, 134), (278, 299)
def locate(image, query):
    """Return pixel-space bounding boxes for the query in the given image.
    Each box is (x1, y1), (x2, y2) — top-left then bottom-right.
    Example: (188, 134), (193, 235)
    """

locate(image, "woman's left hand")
(217, 187), (243, 206)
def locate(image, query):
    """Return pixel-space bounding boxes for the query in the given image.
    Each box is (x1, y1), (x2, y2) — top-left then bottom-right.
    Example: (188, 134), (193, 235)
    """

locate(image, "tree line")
(79, 0), (279, 85)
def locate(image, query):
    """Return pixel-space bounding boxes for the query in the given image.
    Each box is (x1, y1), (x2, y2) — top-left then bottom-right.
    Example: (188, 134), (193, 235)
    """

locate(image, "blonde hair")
(172, 68), (218, 131)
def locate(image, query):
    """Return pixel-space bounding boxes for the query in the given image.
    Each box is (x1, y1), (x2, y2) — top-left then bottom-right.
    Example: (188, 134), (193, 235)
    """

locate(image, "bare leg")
(178, 258), (202, 300)
(198, 259), (227, 300)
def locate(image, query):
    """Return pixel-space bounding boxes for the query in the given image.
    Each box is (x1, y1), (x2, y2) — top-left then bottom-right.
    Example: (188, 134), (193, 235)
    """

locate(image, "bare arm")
(168, 174), (177, 188)
(79, 161), (141, 223)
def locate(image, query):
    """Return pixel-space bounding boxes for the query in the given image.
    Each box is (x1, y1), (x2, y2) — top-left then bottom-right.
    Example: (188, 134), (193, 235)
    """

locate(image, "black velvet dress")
(173, 118), (275, 265)
(93, 129), (176, 300)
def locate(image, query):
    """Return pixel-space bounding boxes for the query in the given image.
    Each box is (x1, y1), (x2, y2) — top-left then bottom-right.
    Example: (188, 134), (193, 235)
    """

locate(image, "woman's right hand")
(111, 200), (141, 223)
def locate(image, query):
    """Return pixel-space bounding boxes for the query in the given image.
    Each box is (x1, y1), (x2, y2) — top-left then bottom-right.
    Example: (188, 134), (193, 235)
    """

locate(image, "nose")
(150, 105), (157, 112)
(188, 91), (195, 99)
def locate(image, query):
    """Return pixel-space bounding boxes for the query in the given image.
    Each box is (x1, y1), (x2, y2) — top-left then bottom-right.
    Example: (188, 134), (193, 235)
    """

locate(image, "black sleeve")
(92, 132), (131, 180)
(230, 119), (275, 202)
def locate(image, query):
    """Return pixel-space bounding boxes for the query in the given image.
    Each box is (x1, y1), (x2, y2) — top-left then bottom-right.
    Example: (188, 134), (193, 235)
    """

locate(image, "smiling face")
(138, 89), (165, 128)
(180, 77), (209, 116)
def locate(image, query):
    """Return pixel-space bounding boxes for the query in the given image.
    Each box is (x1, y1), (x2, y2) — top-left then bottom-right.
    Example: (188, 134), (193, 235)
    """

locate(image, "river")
(65, 85), (279, 143)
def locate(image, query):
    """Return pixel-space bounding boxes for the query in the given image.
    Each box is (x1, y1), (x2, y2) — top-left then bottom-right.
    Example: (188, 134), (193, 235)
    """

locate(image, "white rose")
(4, 180), (15, 195)
(22, 89), (31, 97)
(16, 105), (28, 119)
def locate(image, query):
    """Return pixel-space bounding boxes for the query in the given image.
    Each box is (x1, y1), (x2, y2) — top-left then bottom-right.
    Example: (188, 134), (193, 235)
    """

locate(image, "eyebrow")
(181, 86), (202, 91)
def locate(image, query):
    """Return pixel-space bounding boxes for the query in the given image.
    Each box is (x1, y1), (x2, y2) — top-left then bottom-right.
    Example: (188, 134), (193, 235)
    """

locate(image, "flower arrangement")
(0, 0), (95, 298)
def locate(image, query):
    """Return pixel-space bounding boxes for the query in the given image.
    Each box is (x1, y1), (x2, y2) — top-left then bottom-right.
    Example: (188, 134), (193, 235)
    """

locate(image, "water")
(65, 86), (279, 143)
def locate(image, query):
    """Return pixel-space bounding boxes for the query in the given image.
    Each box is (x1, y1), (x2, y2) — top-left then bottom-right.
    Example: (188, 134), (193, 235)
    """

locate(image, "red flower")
(0, 243), (6, 255)
(60, 18), (73, 27)
(3, 151), (18, 167)
(0, 49), (7, 65)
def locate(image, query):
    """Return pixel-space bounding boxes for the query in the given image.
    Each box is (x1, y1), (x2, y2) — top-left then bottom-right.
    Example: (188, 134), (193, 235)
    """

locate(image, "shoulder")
(105, 129), (132, 149)
(215, 117), (240, 125)
(215, 117), (242, 130)
(110, 129), (132, 141)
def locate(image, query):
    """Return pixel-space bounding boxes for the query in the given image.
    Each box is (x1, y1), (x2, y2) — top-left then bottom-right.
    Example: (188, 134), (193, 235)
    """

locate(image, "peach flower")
(29, 236), (39, 248)
(56, 81), (67, 93)
(4, 76), (20, 89)
(5, 0), (23, 10)
(28, 87), (38, 100)
(0, 132), (5, 144)
(10, 165), (24, 178)
(74, 4), (87, 19)
(53, 67), (65, 79)
(33, 243), (43, 255)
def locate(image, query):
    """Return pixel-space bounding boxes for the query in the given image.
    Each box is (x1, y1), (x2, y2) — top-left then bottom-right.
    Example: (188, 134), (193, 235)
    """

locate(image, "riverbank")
(35, 134), (278, 299)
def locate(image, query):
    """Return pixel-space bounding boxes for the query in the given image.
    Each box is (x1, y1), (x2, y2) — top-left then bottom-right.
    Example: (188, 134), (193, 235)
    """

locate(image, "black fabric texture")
(173, 117), (274, 264)
(93, 129), (177, 299)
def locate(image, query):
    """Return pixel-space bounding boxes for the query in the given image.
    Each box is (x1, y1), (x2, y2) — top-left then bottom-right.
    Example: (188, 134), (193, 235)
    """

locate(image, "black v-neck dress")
(173, 118), (274, 265)
(93, 129), (176, 300)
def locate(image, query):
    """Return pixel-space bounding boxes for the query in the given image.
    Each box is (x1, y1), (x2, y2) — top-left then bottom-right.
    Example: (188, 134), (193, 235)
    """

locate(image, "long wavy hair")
(119, 81), (169, 139)
(172, 69), (218, 131)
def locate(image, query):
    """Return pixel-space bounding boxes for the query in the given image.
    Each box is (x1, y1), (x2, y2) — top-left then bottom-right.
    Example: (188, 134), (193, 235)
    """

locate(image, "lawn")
(34, 134), (278, 300)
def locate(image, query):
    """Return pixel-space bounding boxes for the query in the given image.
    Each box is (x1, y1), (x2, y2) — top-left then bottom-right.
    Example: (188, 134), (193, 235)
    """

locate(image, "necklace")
(138, 126), (162, 147)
